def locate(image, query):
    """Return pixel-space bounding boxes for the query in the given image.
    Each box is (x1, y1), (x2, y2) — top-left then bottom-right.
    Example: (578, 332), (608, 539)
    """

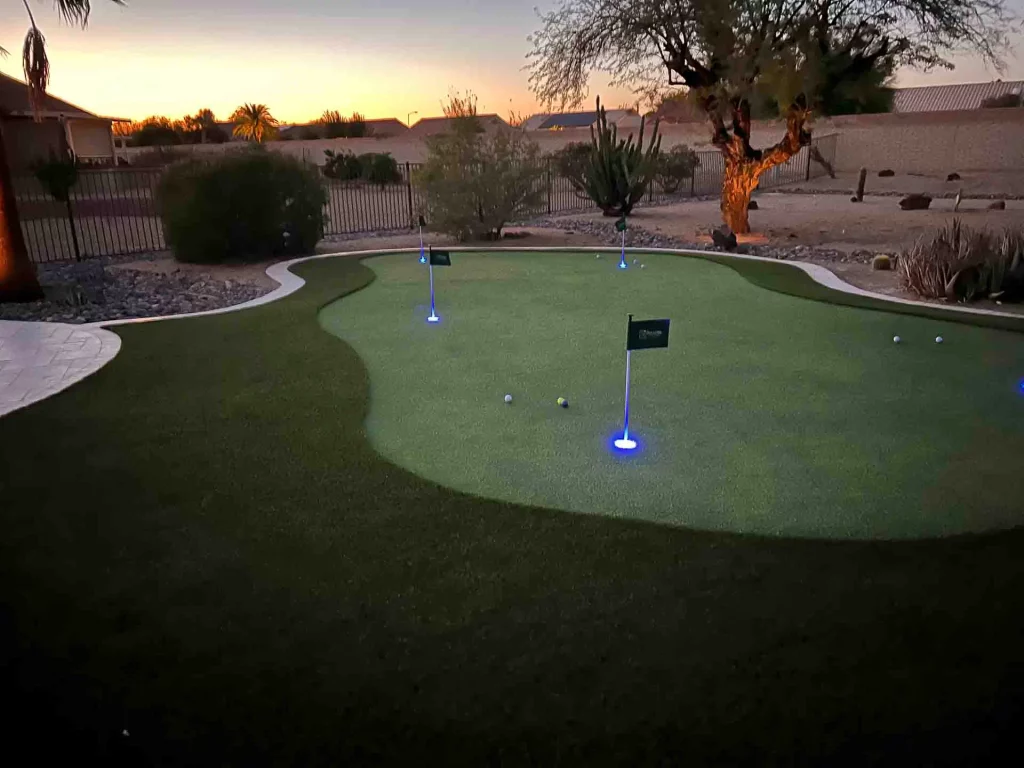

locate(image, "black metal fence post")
(805, 144), (813, 181)
(405, 161), (414, 228)
(546, 161), (552, 214)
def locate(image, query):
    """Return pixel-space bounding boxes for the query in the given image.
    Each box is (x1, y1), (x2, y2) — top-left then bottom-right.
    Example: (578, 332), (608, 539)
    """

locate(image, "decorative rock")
(988, 200), (1006, 210)
(850, 196), (860, 203)
(947, 172), (961, 181)
(899, 194), (932, 210)
(878, 169), (895, 177)
(747, 200), (759, 211)
(711, 225), (738, 251)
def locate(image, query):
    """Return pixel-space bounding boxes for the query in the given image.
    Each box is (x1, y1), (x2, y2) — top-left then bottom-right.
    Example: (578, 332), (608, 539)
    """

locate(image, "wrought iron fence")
(15, 134), (838, 264)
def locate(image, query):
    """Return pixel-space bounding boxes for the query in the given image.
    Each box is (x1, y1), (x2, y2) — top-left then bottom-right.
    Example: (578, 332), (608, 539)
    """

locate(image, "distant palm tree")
(195, 108), (217, 144)
(231, 104), (279, 143)
(1, 1), (125, 302)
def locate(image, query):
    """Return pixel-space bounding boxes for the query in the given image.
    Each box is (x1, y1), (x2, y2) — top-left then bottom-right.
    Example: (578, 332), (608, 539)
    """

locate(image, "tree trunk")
(0, 123), (43, 303)
(707, 97), (810, 236)
(720, 158), (759, 234)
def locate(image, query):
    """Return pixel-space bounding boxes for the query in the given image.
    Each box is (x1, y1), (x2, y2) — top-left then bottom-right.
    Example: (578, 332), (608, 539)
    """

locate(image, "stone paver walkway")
(0, 321), (121, 417)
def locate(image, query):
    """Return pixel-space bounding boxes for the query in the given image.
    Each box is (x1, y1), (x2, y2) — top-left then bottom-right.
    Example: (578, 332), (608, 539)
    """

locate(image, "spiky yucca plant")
(564, 97), (661, 217)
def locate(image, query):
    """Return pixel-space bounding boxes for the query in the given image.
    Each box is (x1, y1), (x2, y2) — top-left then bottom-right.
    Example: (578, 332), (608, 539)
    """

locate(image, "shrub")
(358, 153), (401, 184)
(31, 152), (79, 203)
(323, 150), (363, 180)
(157, 148), (326, 264)
(416, 119), (545, 241)
(654, 144), (699, 193)
(871, 254), (892, 271)
(898, 220), (1024, 303)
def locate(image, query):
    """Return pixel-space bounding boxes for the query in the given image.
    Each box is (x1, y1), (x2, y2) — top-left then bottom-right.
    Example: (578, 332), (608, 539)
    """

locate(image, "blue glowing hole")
(419, 256), (427, 264)
(427, 315), (440, 323)
(618, 262), (628, 270)
(614, 437), (637, 450)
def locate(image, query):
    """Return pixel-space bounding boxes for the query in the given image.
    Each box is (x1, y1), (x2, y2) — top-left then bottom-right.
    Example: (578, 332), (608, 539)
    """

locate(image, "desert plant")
(157, 148), (326, 264)
(871, 254), (892, 271)
(898, 221), (1024, 303)
(416, 120), (545, 241)
(31, 153), (79, 203)
(563, 97), (661, 217)
(322, 150), (363, 181)
(654, 145), (699, 194)
(551, 142), (591, 199)
(358, 153), (402, 185)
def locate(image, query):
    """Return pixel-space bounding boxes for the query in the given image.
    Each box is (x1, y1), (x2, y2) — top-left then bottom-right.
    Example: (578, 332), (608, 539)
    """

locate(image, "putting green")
(318, 250), (1024, 540)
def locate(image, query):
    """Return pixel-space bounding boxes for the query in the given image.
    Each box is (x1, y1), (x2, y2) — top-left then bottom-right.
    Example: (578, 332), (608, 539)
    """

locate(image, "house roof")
(408, 114), (509, 137)
(891, 80), (1024, 112)
(0, 71), (117, 120)
(531, 109), (636, 130)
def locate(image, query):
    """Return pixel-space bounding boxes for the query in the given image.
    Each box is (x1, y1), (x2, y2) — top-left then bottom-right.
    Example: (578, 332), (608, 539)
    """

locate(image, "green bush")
(655, 145), (699, 193)
(322, 151), (401, 184)
(323, 150), (362, 180)
(31, 152), (79, 203)
(359, 153), (401, 184)
(157, 148), (326, 264)
(416, 119), (545, 241)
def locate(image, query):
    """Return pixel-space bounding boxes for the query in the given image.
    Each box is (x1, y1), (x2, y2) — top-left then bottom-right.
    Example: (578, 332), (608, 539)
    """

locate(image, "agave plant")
(564, 97), (661, 217)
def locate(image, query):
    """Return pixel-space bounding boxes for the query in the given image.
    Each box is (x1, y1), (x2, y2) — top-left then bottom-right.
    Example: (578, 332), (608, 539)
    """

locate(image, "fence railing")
(15, 133), (838, 264)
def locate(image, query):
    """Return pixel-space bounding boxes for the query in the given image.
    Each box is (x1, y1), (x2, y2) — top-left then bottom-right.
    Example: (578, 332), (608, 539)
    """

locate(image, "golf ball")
(640, 264), (646, 269)
(504, 394), (513, 403)
(595, 254), (601, 258)
(557, 397), (569, 408)
(935, 336), (944, 344)
(893, 336), (901, 344)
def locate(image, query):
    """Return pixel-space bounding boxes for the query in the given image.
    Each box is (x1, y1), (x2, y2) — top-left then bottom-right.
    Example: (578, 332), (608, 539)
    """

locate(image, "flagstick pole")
(622, 348), (632, 441)
(429, 261), (436, 317)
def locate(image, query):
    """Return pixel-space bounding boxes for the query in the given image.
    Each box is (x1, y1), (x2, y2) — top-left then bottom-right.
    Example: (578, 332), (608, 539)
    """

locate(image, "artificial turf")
(320, 250), (1024, 539)
(2, 251), (1024, 765)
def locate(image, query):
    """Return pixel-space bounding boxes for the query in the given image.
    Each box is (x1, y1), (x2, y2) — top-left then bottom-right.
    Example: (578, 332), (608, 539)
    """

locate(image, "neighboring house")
(522, 109), (637, 131)
(528, 109), (636, 130)
(891, 80), (1024, 112)
(0, 71), (126, 169)
(408, 114), (510, 138)
(277, 117), (412, 140)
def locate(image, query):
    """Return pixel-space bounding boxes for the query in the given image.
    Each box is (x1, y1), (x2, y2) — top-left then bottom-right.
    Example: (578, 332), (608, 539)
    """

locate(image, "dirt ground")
(601, 193), (1024, 253)
(111, 194), (1024, 316)
(780, 170), (1024, 199)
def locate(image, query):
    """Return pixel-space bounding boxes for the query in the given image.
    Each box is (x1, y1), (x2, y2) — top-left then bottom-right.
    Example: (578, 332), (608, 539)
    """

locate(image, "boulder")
(878, 169), (895, 177)
(988, 200), (1006, 210)
(747, 200), (758, 211)
(712, 225), (738, 251)
(899, 194), (932, 210)
(850, 196), (860, 203)
(947, 172), (961, 181)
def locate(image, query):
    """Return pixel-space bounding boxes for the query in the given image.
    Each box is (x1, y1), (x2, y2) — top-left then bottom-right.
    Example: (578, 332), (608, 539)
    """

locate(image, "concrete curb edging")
(2, 245), (1019, 419)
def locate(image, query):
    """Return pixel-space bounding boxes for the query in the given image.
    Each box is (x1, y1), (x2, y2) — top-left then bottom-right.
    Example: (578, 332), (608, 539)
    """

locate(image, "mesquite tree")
(528, 0), (1013, 234)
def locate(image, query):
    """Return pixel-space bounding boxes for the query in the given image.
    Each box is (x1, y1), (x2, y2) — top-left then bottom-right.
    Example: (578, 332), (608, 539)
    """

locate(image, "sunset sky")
(1, 1), (1021, 124)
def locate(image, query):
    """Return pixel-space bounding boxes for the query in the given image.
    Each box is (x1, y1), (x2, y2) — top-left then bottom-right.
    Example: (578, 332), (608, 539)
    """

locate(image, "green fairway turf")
(2, 250), (1024, 765)
(320, 250), (1024, 539)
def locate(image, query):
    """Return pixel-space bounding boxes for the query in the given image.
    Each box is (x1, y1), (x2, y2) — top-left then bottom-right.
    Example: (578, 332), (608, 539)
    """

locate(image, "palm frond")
(54, 1), (93, 27)
(22, 25), (50, 122)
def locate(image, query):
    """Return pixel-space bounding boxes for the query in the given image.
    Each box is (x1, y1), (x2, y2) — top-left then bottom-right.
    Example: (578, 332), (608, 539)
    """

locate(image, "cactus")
(566, 97), (661, 217)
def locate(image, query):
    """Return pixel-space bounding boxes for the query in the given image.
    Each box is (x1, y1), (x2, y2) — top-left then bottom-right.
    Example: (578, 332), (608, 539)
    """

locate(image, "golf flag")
(429, 249), (452, 266)
(626, 316), (670, 351)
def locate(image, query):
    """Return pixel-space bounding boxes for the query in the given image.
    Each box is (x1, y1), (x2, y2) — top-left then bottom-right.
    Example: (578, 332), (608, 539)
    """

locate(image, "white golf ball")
(640, 264), (646, 269)
(935, 336), (943, 344)
(595, 254), (601, 258)
(893, 335), (901, 344)
(504, 394), (512, 403)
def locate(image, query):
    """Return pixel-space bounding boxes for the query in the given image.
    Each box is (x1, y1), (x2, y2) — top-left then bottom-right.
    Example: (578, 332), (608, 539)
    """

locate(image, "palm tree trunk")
(0, 122), (43, 302)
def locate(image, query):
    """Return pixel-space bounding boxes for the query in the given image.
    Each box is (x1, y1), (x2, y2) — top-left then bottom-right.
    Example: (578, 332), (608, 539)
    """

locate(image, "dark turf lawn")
(2, 251), (1024, 765)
